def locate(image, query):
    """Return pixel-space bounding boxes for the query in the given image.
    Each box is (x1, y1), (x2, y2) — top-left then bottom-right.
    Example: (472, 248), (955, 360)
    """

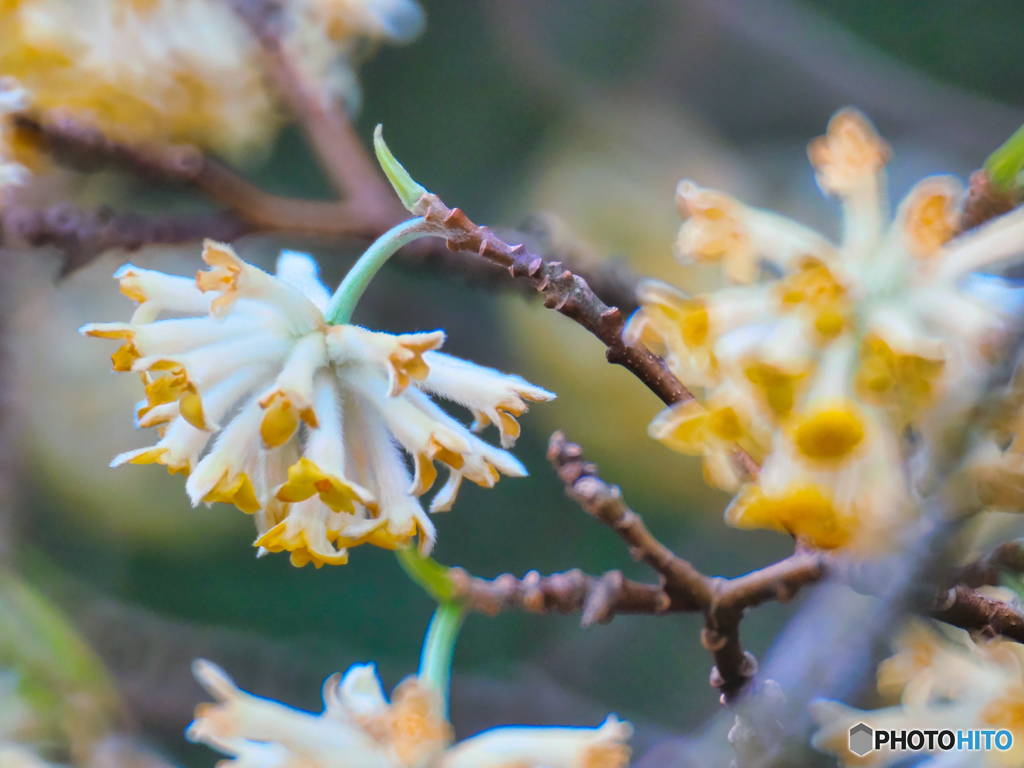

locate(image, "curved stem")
(396, 546), (456, 602)
(418, 600), (465, 715)
(324, 217), (431, 325)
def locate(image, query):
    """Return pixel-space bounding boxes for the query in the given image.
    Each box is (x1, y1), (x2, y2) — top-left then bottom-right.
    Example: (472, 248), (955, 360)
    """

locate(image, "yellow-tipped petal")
(197, 240), (243, 318)
(179, 390), (207, 430)
(204, 472), (262, 514)
(410, 452), (439, 496)
(905, 185), (959, 258)
(275, 457), (370, 513)
(648, 400), (710, 456)
(255, 522), (349, 568)
(111, 340), (142, 372)
(260, 391), (300, 448)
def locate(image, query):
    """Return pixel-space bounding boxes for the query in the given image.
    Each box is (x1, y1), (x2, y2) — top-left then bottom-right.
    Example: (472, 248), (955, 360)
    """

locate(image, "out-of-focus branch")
(930, 585), (1024, 642)
(13, 113), (371, 236)
(231, 0), (401, 222)
(547, 431), (809, 700)
(544, 431), (1024, 701)
(12, 114), (644, 315)
(955, 537), (1024, 589)
(2, 205), (251, 276)
(960, 170), (1023, 233)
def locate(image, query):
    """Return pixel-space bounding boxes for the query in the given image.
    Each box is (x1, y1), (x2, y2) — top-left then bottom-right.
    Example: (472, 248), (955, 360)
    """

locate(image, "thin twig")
(960, 170), (1023, 233)
(930, 585), (1024, 642)
(1, 205), (251, 276)
(955, 537), (1024, 589)
(547, 431), (814, 699)
(448, 567), (673, 626)
(425, 199), (694, 408)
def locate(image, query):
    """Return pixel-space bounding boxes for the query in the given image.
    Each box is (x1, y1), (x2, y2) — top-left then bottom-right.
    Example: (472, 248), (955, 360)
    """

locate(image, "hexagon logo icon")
(849, 723), (874, 757)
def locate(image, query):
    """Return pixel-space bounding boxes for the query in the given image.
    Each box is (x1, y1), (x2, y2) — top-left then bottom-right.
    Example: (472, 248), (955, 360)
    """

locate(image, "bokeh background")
(7, 1), (1024, 764)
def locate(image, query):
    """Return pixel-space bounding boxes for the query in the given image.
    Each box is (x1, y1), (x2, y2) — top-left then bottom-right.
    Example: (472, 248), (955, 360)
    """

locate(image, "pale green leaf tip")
(984, 123), (1024, 191)
(374, 124), (428, 212)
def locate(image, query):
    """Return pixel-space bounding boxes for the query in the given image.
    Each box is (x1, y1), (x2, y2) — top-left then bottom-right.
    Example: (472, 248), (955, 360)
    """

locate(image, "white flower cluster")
(83, 241), (553, 566)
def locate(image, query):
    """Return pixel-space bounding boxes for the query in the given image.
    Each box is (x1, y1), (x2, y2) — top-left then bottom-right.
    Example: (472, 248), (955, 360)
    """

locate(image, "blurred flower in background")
(0, 0), (423, 160)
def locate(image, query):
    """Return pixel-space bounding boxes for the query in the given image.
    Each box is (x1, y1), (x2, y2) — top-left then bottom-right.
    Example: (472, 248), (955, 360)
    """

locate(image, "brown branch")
(930, 585), (1024, 643)
(14, 113), (371, 236)
(960, 170), (1023, 233)
(546, 431), (820, 700)
(448, 567), (673, 627)
(231, 0), (401, 221)
(547, 431), (711, 609)
(1, 205), (252, 276)
(424, 198), (694, 408)
(954, 537), (1024, 589)
(13, 113), (645, 318)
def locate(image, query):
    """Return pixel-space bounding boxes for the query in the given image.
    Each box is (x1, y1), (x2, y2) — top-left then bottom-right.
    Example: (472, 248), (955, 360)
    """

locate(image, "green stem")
(985, 123), (1024, 191)
(324, 217), (430, 325)
(418, 600), (465, 714)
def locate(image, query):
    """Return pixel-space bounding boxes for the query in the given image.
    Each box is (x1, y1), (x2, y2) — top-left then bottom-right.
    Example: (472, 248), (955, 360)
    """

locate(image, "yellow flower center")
(793, 403), (865, 463)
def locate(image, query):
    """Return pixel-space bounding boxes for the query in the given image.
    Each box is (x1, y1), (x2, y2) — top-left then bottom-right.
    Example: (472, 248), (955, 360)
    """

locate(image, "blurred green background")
(7, 1), (1024, 764)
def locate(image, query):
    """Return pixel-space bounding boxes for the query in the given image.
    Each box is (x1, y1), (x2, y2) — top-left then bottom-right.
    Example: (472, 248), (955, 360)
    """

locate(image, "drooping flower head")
(627, 109), (1024, 551)
(0, 0), (423, 157)
(188, 659), (633, 768)
(83, 241), (553, 567)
